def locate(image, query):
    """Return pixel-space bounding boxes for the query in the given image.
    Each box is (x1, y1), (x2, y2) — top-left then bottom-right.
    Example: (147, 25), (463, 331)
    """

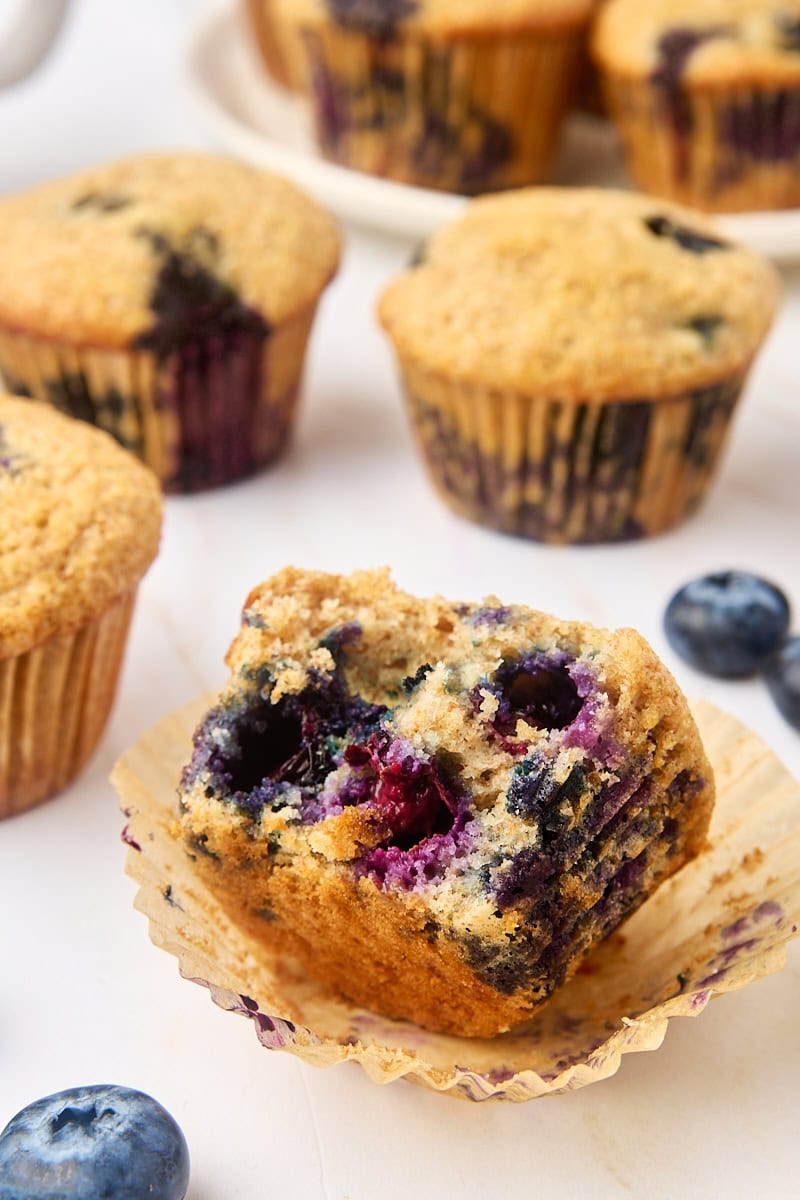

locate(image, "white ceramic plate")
(186, 5), (800, 257)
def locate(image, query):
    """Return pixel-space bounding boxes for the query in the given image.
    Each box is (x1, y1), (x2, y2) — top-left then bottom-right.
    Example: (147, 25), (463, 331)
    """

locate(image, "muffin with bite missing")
(177, 567), (714, 1037)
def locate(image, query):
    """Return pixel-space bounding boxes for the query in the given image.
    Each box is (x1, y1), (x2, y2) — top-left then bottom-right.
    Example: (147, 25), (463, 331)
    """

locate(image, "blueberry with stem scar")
(0, 1084), (190, 1200)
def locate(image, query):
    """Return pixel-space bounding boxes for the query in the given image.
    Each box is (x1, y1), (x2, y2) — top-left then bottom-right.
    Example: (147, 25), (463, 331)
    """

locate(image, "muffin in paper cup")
(114, 694), (800, 1101)
(378, 187), (779, 544)
(594, 0), (800, 213)
(0, 397), (161, 818)
(274, 0), (595, 193)
(0, 153), (340, 493)
(242, 0), (306, 91)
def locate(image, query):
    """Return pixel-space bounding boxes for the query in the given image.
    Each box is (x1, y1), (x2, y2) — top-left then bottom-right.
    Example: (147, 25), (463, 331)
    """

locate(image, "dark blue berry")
(644, 214), (731, 254)
(775, 16), (800, 52)
(765, 637), (800, 731)
(685, 314), (724, 348)
(664, 571), (791, 678)
(0, 1085), (190, 1200)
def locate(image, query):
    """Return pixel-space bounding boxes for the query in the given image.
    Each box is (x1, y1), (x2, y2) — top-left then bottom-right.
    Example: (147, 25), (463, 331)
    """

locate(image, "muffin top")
(0, 153), (340, 349)
(378, 188), (780, 400)
(594, 0), (800, 86)
(278, 0), (595, 37)
(0, 397), (162, 658)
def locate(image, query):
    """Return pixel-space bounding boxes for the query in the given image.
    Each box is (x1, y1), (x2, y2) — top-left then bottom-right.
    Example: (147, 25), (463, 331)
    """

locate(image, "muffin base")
(299, 23), (586, 193)
(116, 696), (800, 1100)
(603, 75), (800, 212)
(398, 362), (747, 543)
(0, 592), (135, 818)
(0, 302), (318, 493)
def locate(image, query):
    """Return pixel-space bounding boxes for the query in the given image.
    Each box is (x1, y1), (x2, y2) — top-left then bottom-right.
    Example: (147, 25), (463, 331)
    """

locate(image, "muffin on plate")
(0, 153), (340, 492)
(379, 187), (779, 543)
(594, 0), (800, 212)
(274, 0), (595, 192)
(0, 396), (161, 818)
(177, 567), (714, 1037)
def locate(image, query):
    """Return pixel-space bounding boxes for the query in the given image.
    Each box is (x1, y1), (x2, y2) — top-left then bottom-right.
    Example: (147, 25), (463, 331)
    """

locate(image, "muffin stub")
(178, 568), (714, 1037)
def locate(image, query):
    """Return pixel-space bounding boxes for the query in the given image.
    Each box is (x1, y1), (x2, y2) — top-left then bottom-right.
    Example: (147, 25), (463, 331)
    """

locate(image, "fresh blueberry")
(0, 1084), (190, 1200)
(664, 571), (791, 678)
(765, 637), (800, 731)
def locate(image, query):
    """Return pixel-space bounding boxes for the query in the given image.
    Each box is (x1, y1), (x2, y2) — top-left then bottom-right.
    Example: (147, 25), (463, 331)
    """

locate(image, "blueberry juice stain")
(133, 228), (271, 492)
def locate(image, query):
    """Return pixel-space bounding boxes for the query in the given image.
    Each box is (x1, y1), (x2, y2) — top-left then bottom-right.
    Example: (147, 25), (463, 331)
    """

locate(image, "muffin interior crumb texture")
(179, 568), (714, 1036)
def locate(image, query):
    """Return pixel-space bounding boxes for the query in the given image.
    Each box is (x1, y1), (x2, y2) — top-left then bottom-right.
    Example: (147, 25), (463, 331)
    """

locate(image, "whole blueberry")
(765, 637), (800, 731)
(0, 1084), (190, 1200)
(664, 571), (791, 678)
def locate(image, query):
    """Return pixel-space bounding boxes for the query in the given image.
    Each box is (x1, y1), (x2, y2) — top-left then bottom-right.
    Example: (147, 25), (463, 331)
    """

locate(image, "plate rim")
(184, 4), (800, 258)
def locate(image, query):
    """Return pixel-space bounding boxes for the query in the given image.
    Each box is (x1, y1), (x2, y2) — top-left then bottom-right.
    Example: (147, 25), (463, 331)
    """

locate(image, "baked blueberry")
(651, 26), (730, 91)
(765, 637), (800, 731)
(664, 571), (791, 677)
(0, 1084), (189, 1200)
(644, 214), (730, 254)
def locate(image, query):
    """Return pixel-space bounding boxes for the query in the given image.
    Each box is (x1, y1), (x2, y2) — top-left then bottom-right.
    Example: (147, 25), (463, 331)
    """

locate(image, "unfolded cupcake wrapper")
(114, 696), (800, 1102)
(0, 303), (318, 493)
(397, 361), (747, 543)
(296, 21), (586, 193)
(602, 75), (800, 212)
(243, 0), (305, 91)
(1, 592), (135, 818)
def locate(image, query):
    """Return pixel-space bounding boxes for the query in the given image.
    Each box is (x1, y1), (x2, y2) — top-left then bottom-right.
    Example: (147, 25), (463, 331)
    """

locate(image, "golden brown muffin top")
(0, 153), (340, 348)
(594, 0), (800, 87)
(378, 188), (780, 401)
(0, 397), (162, 658)
(278, 0), (595, 37)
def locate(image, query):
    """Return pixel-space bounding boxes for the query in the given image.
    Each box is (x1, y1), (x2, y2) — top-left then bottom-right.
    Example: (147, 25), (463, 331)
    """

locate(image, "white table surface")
(1, 2), (799, 1197)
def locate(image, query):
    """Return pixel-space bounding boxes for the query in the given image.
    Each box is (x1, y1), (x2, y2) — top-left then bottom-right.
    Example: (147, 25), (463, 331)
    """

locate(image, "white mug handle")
(0, 0), (71, 87)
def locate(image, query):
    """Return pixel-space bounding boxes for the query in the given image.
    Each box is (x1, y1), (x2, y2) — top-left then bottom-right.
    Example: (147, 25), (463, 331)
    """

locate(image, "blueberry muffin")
(0, 396), (161, 818)
(274, 0), (595, 192)
(594, 0), (800, 212)
(378, 187), (779, 543)
(178, 568), (714, 1037)
(0, 153), (340, 492)
(243, 0), (304, 90)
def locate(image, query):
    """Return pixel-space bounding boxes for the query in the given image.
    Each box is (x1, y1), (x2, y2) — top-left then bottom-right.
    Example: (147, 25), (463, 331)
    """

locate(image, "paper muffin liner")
(0, 302), (318, 494)
(1, 591), (135, 819)
(114, 696), (800, 1103)
(397, 359), (747, 543)
(242, 0), (305, 91)
(602, 75), (800, 212)
(295, 20), (586, 193)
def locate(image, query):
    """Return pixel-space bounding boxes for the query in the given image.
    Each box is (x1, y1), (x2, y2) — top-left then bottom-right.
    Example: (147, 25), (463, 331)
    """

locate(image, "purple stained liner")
(407, 375), (744, 543)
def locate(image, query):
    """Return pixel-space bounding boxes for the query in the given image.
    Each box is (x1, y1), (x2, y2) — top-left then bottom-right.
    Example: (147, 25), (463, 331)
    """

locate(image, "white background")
(1, 2), (799, 1196)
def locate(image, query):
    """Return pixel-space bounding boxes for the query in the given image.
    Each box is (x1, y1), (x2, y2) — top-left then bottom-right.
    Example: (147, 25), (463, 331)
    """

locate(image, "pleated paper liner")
(601, 76), (800, 213)
(399, 361), (745, 544)
(0, 302), (317, 494)
(1, 592), (134, 818)
(297, 22), (585, 193)
(113, 696), (800, 1103)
